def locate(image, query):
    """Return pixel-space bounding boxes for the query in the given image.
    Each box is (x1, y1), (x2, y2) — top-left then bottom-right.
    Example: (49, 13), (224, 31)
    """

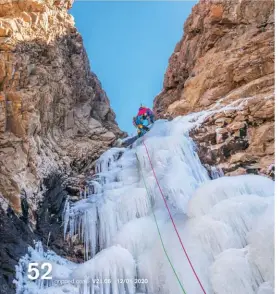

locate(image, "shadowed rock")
(153, 0), (274, 177)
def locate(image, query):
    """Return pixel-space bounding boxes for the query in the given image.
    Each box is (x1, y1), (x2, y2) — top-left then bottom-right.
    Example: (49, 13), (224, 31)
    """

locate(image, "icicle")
(112, 216), (158, 259)
(95, 148), (125, 173)
(15, 114), (274, 294)
(63, 199), (70, 239)
(73, 246), (136, 294)
(210, 166), (224, 179)
(14, 241), (78, 293)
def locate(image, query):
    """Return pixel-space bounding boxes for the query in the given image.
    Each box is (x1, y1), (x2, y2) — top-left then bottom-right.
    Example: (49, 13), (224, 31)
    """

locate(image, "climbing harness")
(136, 153), (187, 294)
(141, 137), (207, 294)
(137, 124), (150, 138)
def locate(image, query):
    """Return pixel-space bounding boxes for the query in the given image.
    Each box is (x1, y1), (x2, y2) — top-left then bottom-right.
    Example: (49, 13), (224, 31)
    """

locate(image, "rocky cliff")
(0, 0), (123, 292)
(0, 0), (123, 213)
(154, 0), (274, 178)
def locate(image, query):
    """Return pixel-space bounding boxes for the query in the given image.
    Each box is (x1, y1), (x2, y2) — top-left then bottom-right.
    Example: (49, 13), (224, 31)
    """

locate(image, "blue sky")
(70, 1), (196, 134)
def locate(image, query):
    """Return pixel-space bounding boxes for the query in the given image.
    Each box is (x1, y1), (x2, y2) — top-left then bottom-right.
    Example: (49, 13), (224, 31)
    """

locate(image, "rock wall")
(154, 0), (274, 177)
(0, 1), (124, 292)
(0, 0), (123, 215)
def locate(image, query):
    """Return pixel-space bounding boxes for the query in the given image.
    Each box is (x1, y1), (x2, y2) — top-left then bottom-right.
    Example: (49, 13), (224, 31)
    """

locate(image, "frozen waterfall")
(15, 116), (274, 294)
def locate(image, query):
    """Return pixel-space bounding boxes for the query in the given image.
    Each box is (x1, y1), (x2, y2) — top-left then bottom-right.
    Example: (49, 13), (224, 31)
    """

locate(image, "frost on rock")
(14, 242), (78, 294)
(15, 114), (274, 294)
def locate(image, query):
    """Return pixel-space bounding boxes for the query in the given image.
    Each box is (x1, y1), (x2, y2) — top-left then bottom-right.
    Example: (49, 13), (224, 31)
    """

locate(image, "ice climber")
(133, 105), (155, 137)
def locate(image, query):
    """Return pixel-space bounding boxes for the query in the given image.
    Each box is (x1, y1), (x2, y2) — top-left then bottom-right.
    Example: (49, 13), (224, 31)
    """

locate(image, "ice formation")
(15, 114), (274, 294)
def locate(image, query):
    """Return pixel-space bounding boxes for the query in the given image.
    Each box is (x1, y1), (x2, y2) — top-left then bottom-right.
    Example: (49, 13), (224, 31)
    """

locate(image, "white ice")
(15, 111), (274, 294)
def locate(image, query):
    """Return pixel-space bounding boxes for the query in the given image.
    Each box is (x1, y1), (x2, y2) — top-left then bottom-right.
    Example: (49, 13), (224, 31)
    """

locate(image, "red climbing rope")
(142, 138), (207, 294)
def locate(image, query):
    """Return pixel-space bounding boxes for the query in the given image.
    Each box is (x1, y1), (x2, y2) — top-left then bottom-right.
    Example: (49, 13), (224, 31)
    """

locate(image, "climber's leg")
(142, 125), (150, 131)
(149, 114), (155, 124)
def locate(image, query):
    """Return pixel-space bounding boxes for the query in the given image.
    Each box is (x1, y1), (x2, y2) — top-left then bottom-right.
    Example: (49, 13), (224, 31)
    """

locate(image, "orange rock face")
(154, 0), (274, 178)
(0, 0), (123, 213)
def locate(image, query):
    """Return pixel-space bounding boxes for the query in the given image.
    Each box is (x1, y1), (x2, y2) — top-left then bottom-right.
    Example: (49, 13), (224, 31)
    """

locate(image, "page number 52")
(27, 263), (52, 280)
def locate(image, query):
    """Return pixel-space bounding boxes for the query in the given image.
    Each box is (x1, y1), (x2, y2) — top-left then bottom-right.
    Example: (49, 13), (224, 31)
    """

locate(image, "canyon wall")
(154, 0), (274, 178)
(0, 0), (123, 292)
(0, 0), (123, 214)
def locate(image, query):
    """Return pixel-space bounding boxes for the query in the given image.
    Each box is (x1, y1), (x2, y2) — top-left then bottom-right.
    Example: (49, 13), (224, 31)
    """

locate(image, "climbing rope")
(135, 153), (187, 294)
(142, 138), (207, 294)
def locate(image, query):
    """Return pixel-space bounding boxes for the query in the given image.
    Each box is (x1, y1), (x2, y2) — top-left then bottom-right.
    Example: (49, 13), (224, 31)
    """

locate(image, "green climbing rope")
(135, 152), (187, 294)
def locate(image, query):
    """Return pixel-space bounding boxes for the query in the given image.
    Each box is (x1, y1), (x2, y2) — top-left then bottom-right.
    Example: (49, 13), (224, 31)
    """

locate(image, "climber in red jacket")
(133, 105), (155, 137)
(137, 106), (155, 124)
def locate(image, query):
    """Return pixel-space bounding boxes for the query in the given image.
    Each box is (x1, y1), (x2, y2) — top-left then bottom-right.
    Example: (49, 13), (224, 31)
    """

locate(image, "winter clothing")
(133, 106), (155, 137)
(137, 107), (154, 122)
